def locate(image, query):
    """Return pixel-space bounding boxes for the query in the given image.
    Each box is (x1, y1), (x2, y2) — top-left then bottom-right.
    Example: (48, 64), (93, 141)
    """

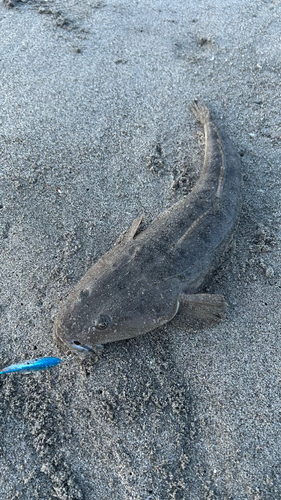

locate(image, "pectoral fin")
(180, 293), (227, 321)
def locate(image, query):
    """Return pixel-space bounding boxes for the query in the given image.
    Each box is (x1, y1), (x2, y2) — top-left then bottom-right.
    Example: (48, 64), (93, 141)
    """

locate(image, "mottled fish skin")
(54, 100), (241, 352)
(0, 357), (62, 374)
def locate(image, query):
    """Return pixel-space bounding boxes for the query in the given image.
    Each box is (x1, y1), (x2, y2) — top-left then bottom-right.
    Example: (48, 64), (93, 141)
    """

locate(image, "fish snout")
(53, 321), (94, 355)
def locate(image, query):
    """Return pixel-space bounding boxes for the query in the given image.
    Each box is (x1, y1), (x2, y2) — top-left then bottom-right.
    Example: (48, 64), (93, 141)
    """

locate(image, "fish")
(0, 357), (62, 374)
(54, 99), (241, 352)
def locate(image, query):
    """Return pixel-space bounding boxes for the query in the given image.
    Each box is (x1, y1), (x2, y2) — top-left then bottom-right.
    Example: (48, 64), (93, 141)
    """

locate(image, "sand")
(0, 0), (281, 498)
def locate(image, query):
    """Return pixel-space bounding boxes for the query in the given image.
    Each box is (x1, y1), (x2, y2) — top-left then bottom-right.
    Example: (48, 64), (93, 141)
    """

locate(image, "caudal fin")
(190, 98), (211, 125)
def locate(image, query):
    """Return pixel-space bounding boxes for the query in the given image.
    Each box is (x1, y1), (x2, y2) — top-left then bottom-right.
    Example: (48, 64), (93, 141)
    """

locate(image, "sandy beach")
(0, 0), (281, 498)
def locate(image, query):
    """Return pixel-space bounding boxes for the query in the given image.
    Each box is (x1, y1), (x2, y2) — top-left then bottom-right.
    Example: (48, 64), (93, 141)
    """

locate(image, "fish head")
(53, 262), (180, 353)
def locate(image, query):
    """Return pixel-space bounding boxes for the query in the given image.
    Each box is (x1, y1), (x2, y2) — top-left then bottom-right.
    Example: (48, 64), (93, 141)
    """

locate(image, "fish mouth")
(56, 335), (92, 356)
(54, 323), (91, 355)
(69, 339), (91, 353)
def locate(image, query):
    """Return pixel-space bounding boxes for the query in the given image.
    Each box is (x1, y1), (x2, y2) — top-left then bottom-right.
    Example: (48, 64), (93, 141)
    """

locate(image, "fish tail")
(190, 98), (211, 125)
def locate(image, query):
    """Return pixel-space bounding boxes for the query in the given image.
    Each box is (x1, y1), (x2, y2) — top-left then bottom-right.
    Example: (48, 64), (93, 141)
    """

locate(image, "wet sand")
(0, 0), (281, 498)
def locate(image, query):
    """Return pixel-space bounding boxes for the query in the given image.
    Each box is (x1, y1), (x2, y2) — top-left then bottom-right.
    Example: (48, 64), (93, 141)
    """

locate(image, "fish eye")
(95, 314), (111, 330)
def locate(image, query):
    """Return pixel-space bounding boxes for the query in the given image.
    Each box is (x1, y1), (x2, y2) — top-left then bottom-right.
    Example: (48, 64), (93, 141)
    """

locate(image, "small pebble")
(265, 266), (274, 278)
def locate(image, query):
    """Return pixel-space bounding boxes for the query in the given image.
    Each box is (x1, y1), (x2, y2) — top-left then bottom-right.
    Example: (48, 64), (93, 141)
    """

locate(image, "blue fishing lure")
(0, 357), (62, 375)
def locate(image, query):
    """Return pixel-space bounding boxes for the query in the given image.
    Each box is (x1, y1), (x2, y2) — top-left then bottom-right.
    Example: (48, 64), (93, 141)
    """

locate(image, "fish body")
(54, 100), (241, 352)
(0, 357), (62, 374)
